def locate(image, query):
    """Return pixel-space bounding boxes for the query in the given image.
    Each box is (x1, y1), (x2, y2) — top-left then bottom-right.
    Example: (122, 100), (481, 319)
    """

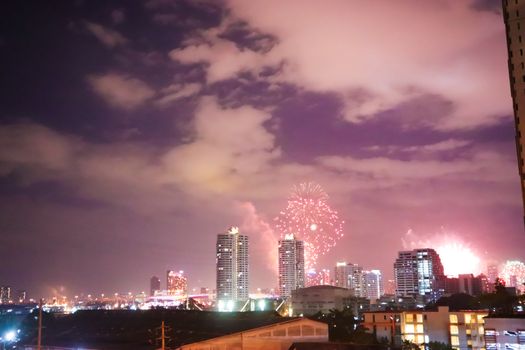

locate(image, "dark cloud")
(470, 0), (502, 14)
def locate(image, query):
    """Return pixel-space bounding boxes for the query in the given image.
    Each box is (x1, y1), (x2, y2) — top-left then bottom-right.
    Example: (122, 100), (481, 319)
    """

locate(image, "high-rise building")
(394, 248), (445, 302)
(348, 263), (366, 298)
(216, 226), (249, 310)
(334, 262), (351, 288)
(487, 263), (499, 284)
(167, 270), (187, 296)
(0, 286), (11, 304)
(278, 234), (305, 298)
(150, 276), (161, 296)
(503, 0), (525, 223)
(364, 270), (384, 301)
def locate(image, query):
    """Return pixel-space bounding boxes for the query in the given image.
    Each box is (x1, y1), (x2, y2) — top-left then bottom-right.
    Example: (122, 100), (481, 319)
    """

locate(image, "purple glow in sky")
(0, 0), (523, 297)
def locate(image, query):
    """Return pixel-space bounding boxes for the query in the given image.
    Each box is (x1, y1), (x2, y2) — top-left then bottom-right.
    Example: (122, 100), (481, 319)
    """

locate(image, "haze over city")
(1, 0), (524, 299)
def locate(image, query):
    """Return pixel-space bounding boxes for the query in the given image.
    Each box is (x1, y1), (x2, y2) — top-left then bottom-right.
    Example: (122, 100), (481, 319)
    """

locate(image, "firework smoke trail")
(275, 182), (344, 270)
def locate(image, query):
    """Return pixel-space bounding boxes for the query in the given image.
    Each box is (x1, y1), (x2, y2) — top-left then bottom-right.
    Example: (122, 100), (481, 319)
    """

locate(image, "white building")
(216, 226), (249, 310)
(278, 234), (305, 298)
(291, 285), (353, 316)
(484, 316), (525, 350)
(394, 248), (445, 303)
(364, 270), (384, 301)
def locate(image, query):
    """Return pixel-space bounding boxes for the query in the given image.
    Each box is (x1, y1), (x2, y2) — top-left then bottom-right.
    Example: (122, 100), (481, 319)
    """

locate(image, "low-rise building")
(177, 318), (329, 350)
(291, 285), (353, 316)
(363, 306), (488, 349)
(484, 315), (525, 350)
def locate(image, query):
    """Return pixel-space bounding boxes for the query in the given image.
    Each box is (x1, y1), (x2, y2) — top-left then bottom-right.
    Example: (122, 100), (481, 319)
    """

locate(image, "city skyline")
(1, 0), (524, 298)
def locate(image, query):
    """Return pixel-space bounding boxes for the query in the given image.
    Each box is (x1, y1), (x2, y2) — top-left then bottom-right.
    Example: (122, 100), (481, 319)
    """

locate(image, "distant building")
(150, 276), (161, 296)
(487, 263), (498, 285)
(348, 263), (366, 298)
(176, 318), (328, 350)
(394, 248), (445, 303)
(484, 316), (525, 350)
(364, 270), (384, 301)
(363, 306), (488, 349)
(0, 286), (11, 304)
(16, 290), (27, 304)
(167, 270), (187, 297)
(445, 274), (489, 296)
(216, 226), (249, 310)
(384, 279), (396, 295)
(291, 285), (353, 316)
(334, 262), (351, 288)
(503, 0), (525, 223)
(278, 234), (305, 298)
(305, 268), (330, 287)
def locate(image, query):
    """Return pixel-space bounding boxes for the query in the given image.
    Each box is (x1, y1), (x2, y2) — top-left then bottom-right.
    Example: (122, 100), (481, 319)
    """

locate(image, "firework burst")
(500, 260), (525, 291)
(275, 182), (344, 269)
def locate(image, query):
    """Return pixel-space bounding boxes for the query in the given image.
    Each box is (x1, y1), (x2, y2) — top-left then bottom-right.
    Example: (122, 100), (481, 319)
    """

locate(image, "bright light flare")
(402, 229), (482, 277)
(3, 330), (16, 342)
(435, 242), (481, 277)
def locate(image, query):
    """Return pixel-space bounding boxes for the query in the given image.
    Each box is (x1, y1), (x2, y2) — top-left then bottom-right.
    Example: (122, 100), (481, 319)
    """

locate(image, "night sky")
(1, 0), (523, 298)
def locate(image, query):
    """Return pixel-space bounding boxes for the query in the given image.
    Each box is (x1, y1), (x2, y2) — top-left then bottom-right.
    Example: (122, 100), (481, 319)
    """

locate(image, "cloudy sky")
(1, 0), (523, 297)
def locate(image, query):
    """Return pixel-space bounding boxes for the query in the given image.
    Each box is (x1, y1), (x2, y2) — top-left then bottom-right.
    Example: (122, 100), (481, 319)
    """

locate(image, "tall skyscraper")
(487, 263), (499, 284)
(503, 0), (525, 222)
(278, 234), (305, 298)
(348, 263), (366, 297)
(364, 270), (384, 301)
(334, 262), (351, 288)
(167, 270), (187, 296)
(216, 226), (249, 310)
(150, 276), (161, 296)
(394, 248), (445, 302)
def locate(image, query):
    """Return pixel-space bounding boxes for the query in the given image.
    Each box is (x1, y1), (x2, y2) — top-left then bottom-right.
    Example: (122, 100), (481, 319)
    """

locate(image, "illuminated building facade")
(167, 270), (187, 296)
(394, 248), (445, 303)
(363, 306), (488, 349)
(487, 263), (499, 285)
(364, 270), (384, 301)
(150, 276), (161, 296)
(334, 262), (351, 288)
(278, 234), (305, 298)
(484, 316), (525, 350)
(216, 227), (249, 310)
(0, 286), (11, 304)
(503, 0), (525, 223)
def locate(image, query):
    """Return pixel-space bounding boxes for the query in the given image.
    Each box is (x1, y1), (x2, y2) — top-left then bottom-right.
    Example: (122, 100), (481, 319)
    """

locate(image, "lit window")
(451, 336), (460, 346)
(465, 314), (472, 324)
(416, 314), (423, 323)
(416, 324), (424, 333)
(405, 324), (415, 334)
(405, 334), (415, 342)
(450, 315), (458, 324)
(416, 335), (425, 344)
(450, 325), (459, 335)
(406, 314), (414, 323)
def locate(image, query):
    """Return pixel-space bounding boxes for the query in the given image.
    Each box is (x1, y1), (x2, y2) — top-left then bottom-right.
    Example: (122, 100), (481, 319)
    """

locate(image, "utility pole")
(37, 298), (43, 350)
(161, 320), (165, 350)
